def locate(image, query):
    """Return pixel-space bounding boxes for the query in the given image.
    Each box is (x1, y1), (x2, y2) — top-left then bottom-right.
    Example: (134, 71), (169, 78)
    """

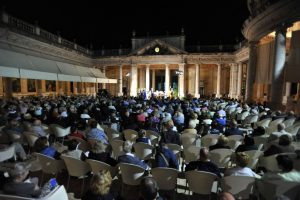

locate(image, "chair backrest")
(105, 127), (121, 142)
(0, 145), (15, 162)
(35, 152), (65, 175)
(183, 146), (201, 164)
(23, 131), (39, 147)
(6, 130), (25, 144)
(145, 130), (160, 146)
(221, 176), (255, 199)
(258, 152), (297, 172)
(185, 171), (218, 195)
(61, 155), (90, 177)
(0, 185), (68, 200)
(227, 135), (244, 142)
(165, 143), (182, 161)
(227, 140), (242, 150)
(54, 126), (71, 138)
(266, 118), (286, 134)
(201, 134), (219, 148)
(256, 179), (300, 200)
(111, 139), (124, 158)
(123, 129), (138, 142)
(151, 167), (179, 190)
(256, 118), (272, 128)
(119, 163), (145, 185)
(86, 159), (117, 178)
(283, 118), (296, 128)
(210, 148), (233, 168)
(243, 150), (264, 170)
(180, 133), (197, 148)
(237, 111), (249, 121)
(133, 142), (154, 161)
(253, 135), (269, 148)
(68, 136), (90, 152)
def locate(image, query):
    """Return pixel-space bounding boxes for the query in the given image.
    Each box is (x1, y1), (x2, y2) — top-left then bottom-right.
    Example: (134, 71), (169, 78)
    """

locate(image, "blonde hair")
(235, 152), (250, 167)
(90, 170), (112, 195)
(91, 141), (108, 154)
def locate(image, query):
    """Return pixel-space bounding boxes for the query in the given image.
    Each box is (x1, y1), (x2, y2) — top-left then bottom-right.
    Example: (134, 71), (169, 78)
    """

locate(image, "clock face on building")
(154, 47), (160, 53)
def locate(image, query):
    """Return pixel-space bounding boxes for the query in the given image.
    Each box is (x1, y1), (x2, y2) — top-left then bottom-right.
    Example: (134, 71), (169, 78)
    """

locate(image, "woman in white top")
(224, 152), (261, 179)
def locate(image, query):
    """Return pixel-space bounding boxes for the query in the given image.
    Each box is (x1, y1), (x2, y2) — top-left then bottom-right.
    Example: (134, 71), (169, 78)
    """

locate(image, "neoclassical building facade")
(0, 0), (299, 112)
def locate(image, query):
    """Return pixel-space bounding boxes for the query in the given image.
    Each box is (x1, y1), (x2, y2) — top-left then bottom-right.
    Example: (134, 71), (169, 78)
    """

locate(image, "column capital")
(248, 40), (259, 47)
(178, 63), (185, 67)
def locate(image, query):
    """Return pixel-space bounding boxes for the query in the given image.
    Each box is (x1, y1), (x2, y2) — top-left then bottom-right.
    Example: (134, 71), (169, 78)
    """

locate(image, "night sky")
(0, 0), (250, 50)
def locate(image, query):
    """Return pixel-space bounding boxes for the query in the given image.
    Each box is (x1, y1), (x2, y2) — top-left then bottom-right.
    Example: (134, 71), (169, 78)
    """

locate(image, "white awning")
(0, 66), (20, 78)
(90, 68), (106, 78)
(26, 55), (60, 73)
(97, 78), (118, 83)
(76, 66), (97, 83)
(0, 49), (31, 68)
(20, 69), (58, 80)
(56, 62), (82, 82)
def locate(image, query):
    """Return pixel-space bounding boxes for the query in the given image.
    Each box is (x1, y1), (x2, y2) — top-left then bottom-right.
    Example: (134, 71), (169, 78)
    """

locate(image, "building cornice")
(234, 46), (249, 63)
(0, 27), (92, 66)
(242, 0), (300, 41)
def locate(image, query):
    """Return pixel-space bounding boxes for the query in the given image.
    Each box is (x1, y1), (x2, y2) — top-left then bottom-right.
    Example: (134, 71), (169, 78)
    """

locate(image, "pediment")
(130, 39), (187, 56)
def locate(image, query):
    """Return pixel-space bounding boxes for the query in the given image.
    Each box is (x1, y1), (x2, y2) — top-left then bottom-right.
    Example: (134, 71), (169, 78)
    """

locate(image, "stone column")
(146, 64), (150, 92)
(282, 82), (291, 105)
(102, 67), (106, 89)
(0, 77), (4, 97)
(195, 64), (200, 98)
(230, 64), (238, 99)
(4, 77), (13, 99)
(118, 65), (123, 96)
(270, 28), (287, 108)
(95, 83), (98, 95)
(130, 64), (138, 96)
(20, 79), (27, 95)
(216, 64), (221, 97)
(73, 82), (78, 95)
(246, 41), (258, 103)
(77, 82), (82, 94)
(37, 80), (43, 96)
(178, 63), (185, 98)
(152, 69), (156, 91)
(237, 62), (243, 99)
(165, 64), (170, 97)
(296, 83), (300, 100)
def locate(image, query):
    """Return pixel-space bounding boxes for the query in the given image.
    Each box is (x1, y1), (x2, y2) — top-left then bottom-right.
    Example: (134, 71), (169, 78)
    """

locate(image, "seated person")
(87, 119), (109, 145)
(136, 129), (151, 145)
(3, 163), (41, 197)
(209, 135), (231, 151)
(161, 120), (181, 145)
(262, 154), (300, 182)
(30, 119), (48, 137)
(224, 152), (261, 178)
(252, 126), (265, 136)
(224, 120), (243, 137)
(185, 147), (222, 178)
(62, 139), (86, 160)
(139, 176), (164, 200)
(88, 141), (118, 166)
(82, 170), (117, 200)
(33, 136), (61, 159)
(235, 135), (258, 152)
(264, 134), (295, 157)
(118, 140), (150, 170)
(68, 126), (86, 140)
(154, 142), (179, 169)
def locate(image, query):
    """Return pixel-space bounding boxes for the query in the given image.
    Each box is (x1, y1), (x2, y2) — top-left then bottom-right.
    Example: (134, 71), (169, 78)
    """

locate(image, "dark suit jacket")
(118, 154), (149, 170)
(185, 160), (222, 178)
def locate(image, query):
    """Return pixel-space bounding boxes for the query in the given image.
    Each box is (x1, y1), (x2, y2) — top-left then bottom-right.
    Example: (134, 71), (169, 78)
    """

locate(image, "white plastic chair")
(181, 133), (197, 148)
(185, 170), (218, 199)
(119, 163), (145, 186)
(111, 139), (124, 158)
(283, 118), (296, 128)
(220, 176), (255, 199)
(151, 167), (179, 199)
(123, 129), (138, 142)
(210, 148), (233, 168)
(50, 124), (70, 144)
(243, 150), (263, 170)
(61, 155), (91, 196)
(0, 145), (15, 162)
(201, 134), (219, 148)
(35, 152), (66, 184)
(86, 159), (118, 178)
(133, 142), (154, 161)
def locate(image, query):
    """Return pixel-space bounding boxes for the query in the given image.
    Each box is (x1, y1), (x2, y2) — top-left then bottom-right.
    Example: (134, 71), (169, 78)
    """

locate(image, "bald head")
(200, 147), (210, 161)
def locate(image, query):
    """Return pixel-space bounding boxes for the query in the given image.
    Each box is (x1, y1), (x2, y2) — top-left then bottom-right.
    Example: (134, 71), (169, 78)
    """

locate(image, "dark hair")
(276, 154), (293, 172)
(139, 176), (158, 200)
(244, 135), (255, 146)
(67, 139), (79, 151)
(89, 119), (98, 128)
(33, 136), (49, 152)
